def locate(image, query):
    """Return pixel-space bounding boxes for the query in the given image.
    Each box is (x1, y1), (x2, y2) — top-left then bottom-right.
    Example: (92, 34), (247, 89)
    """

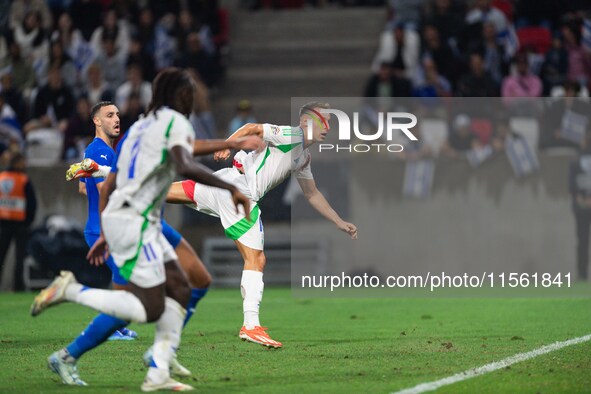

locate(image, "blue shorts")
(161, 219), (182, 249)
(84, 232), (128, 285)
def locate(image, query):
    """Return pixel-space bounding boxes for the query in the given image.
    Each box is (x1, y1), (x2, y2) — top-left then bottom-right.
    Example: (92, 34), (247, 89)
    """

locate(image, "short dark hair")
(299, 101), (330, 118)
(91, 101), (114, 118)
(146, 68), (194, 116)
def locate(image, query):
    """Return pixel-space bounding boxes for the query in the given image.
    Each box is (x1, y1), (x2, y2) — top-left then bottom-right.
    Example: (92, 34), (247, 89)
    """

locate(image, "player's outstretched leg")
(31, 271), (149, 323)
(234, 242), (282, 348)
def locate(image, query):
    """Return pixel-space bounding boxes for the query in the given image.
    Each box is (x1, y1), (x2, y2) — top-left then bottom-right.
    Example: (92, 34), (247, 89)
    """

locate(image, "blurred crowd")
(0, 0), (227, 164)
(363, 0), (591, 160)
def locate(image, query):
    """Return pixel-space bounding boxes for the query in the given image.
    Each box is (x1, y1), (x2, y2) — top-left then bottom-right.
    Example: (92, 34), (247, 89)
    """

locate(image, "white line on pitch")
(392, 334), (591, 394)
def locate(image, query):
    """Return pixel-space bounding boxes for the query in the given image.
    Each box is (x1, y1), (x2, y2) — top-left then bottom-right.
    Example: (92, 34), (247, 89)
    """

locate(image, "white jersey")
(237, 124), (313, 201)
(106, 107), (194, 222)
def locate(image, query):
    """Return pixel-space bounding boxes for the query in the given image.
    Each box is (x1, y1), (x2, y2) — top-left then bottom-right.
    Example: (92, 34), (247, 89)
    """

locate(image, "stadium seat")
(509, 117), (539, 151)
(517, 27), (551, 54)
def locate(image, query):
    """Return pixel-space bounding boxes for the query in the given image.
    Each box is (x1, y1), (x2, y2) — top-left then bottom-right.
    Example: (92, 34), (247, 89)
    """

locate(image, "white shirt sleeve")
(168, 113), (194, 154)
(262, 123), (304, 147)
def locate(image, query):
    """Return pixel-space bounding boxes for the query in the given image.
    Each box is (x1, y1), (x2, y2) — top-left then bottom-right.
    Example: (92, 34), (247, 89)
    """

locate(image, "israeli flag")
(560, 109), (588, 145)
(583, 18), (591, 52)
(73, 40), (95, 73)
(505, 136), (539, 177)
(498, 24), (519, 58)
(403, 159), (435, 199)
(466, 145), (493, 168)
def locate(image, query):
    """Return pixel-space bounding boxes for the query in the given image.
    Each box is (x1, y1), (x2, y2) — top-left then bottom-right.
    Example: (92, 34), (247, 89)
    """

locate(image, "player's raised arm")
(214, 123), (264, 161)
(194, 136), (263, 156)
(297, 177), (358, 240)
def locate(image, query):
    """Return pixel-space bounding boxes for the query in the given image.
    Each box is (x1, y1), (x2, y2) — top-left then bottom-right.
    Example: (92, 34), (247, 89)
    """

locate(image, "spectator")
(228, 100), (257, 136)
(540, 81), (590, 150)
(134, 8), (156, 58)
(364, 62), (412, 108)
(501, 52), (542, 113)
(541, 35), (569, 95)
(413, 57), (452, 98)
(126, 35), (155, 81)
(94, 36), (126, 91)
(24, 65), (74, 134)
(421, 0), (464, 46)
(153, 13), (178, 71)
(175, 10), (216, 56)
(561, 23), (591, 87)
(9, 0), (52, 31)
(421, 24), (459, 87)
(372, 23), (420, 80)
(62, 95), (93, 160)
(0, 152), (37, 292)
(0, 42), (36, 93)
(188, 69), (216, 139)
(442, 114), (479, 157)
(176, 9), (197, 53)
(481, 22), (509, 84)
(175, 32), (216, 87)
(0, 73), (27, 126)
(83, 63), (113, 106)
(12, 11), (49, 84)
(90, 9), (130, 60)
(53, 12), (94, 79)
(114, 64), (151, 113)
(465, 0), (508, 36)
(490, 116), (516, 152)
(456, 52), (499, 97)
(48, 38), (77, 90)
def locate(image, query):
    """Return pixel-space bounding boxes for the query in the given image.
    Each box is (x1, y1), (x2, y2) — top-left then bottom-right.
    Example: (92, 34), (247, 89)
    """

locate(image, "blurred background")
(1, 0), (591, 291)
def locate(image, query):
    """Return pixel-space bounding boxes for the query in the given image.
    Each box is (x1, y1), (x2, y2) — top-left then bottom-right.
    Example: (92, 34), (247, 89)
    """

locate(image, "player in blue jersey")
(76, 101), (137, 341)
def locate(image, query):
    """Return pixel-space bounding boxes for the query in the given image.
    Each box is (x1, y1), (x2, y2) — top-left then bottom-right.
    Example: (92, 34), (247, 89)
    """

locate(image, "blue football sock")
(66, 314), (128, 359)
(183, 288), (208, 328)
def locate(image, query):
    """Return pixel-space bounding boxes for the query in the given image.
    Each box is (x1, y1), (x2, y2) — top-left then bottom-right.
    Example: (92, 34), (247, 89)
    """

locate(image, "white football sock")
(147, 297), (186, 384)
(241, 270), (264, 330)
(65, 284), (147, 323)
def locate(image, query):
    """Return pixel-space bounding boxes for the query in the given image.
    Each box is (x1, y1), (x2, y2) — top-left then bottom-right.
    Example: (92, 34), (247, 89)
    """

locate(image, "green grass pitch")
(1, 289), (590, 393)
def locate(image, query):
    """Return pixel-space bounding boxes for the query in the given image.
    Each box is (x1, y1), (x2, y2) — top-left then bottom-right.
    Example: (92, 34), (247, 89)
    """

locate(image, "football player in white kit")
(166, 102), (358, 348)
(31, 68), (251, 392)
